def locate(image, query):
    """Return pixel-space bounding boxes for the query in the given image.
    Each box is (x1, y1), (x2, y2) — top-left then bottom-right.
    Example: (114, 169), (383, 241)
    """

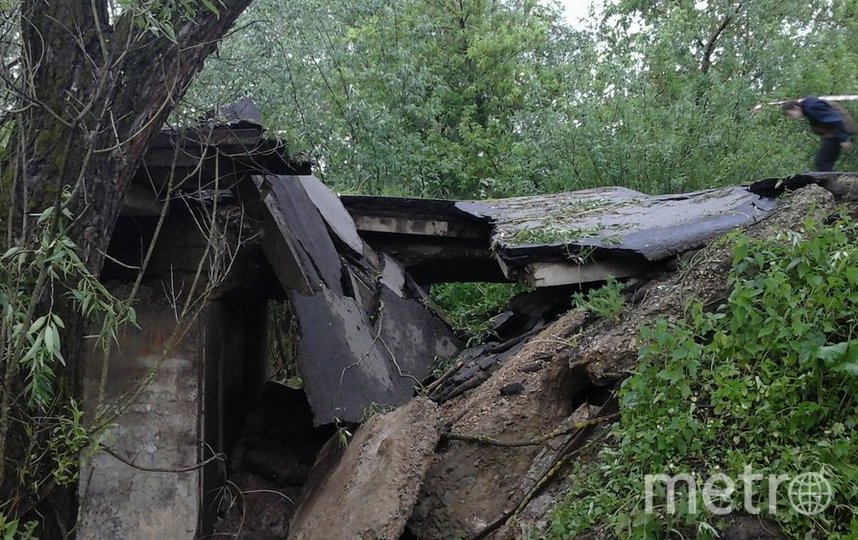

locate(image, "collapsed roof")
(342, 186), (776, 286)
(126, 103), (853, 427)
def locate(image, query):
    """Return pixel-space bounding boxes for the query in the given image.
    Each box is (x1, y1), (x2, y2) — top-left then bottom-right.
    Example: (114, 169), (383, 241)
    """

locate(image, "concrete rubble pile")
(287, 175), (857, 539)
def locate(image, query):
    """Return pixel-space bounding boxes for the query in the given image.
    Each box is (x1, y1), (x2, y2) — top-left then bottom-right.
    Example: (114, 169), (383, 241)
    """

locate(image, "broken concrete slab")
(204, 96), (263, 126)
(342, 186), (777, 286)
(291, 283), (459, 426)
(485, 185), (776, 260)
(298, 175), (365, 254)
(380, 254), (406, 297)
(377, 286), (459, 373)
(288, 397), (441, 540)
(290, 288), (406, 426)
(261, 175), (344, 295)
(234, 177), (319, 294)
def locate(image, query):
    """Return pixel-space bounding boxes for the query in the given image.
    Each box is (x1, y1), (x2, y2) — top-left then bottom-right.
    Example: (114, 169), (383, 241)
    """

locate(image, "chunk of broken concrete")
(287, 397), (441, 540)
(291, 284), (459, 426)
(500, 382), (525, 396)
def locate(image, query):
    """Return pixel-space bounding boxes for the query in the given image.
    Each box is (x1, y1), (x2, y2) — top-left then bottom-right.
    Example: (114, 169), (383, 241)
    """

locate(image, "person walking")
(782, 96), (856, 171)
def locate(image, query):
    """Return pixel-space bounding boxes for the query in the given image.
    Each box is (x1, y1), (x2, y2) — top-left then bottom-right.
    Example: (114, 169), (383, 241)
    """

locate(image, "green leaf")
(29, 315), (48, 335)
(43, 324), (56, 354)
(200, 0), (220, 15)
(815, 341), (858, 375)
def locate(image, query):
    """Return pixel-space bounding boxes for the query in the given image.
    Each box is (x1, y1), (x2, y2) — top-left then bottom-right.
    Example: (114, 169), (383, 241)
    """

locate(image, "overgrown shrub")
(573, 278), (625, 322)
(549, 213), (858, 539)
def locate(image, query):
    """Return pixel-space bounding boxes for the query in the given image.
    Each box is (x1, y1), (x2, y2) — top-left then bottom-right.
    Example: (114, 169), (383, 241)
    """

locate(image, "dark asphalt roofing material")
(343, 185), (777, 264)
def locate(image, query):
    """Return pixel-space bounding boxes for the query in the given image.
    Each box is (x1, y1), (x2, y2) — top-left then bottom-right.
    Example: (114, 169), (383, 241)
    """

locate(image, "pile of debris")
(279, 175), (856, 540)
(95, 101), (858, 538)
(234, 174), (460, 426)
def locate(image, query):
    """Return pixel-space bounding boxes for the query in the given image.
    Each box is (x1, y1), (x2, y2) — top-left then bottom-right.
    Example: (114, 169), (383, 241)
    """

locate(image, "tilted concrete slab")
(290, 280), (458, 425)
(240, 175), (460, 425)
(288, 398), (441, 540)
(298, 175), (365, 254)
(260, 175), (344, 295)
(290, 287), (405, 425)
(341, 186), (777, 285)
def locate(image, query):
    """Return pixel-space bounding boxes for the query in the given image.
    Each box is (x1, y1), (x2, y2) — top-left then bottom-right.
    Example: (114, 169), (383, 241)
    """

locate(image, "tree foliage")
(191, 0), (858, 198)
(189, 0), (579, 197)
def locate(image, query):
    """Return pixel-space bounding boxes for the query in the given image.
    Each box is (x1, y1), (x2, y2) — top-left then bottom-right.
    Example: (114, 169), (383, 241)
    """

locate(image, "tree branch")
(101, 446), (225, 474)
(700, 12), (734, 75)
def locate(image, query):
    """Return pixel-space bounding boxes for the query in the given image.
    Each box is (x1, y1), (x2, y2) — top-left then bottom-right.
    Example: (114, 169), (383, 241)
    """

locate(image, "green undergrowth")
(573, 278), (626, 323)
(430, 282), (532, 345)
(548, 212), (858, 539)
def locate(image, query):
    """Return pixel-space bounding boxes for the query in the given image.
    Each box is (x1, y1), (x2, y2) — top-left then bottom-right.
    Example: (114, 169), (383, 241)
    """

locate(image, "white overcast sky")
(560, 0), (596, 28)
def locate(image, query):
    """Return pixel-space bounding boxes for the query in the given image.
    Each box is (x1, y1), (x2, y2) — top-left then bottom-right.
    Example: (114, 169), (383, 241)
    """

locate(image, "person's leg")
(814, 138), (842, 171)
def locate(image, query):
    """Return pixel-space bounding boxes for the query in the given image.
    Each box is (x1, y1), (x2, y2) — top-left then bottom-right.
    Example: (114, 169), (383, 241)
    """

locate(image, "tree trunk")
(0, 0), (252, 533)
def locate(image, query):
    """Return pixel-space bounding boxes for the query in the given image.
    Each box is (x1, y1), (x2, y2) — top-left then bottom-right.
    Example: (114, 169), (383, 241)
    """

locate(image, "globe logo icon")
(788, 472), (833, 516)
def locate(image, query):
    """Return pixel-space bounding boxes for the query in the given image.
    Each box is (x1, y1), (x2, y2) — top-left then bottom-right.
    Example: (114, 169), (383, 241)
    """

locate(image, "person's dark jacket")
(800, 96), (857, 143)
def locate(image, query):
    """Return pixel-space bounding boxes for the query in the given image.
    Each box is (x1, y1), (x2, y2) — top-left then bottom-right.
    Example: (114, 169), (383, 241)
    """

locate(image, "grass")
(430, 282), (532, 345)
(506, 224), (603, 246)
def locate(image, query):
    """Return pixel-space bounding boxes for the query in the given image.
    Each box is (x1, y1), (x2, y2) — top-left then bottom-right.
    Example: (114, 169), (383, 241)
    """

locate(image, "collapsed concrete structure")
(283, 180), (853, 540)
(76, 99), (858, 538)
(78, 103), (459, 538)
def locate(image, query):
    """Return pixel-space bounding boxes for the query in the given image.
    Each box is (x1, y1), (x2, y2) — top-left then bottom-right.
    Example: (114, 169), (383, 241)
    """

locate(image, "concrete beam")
(522, 258), (649, 288)
(351, 215), (462, 237)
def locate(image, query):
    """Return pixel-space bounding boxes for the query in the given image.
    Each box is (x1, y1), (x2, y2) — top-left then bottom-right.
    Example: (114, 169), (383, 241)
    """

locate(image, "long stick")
(752, 94), (858, 112)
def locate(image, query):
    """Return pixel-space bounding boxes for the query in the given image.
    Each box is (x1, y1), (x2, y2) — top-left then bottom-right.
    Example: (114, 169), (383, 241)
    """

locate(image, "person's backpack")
(829, 102), (857, 134)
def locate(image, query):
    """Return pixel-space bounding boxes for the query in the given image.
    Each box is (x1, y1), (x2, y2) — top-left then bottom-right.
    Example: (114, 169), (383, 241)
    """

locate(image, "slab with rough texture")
(479, 186), (775, 260)
(341, 185), (777, 285)
(288, 398), (442, 540)
(299, 175), (365, 254)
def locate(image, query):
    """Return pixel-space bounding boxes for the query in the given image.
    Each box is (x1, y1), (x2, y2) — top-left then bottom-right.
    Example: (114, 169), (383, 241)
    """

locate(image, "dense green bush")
(549, 213), (858, 539)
